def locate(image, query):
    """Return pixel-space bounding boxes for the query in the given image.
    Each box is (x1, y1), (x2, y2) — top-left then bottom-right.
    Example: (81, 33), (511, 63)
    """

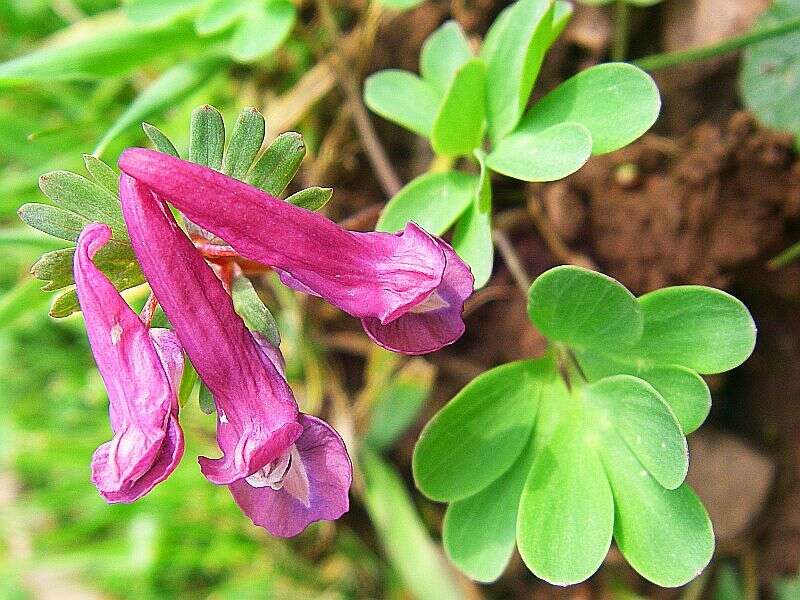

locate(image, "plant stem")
(768, 240), (800, 270)
(314, 0), (403, 198)
(492, 228), (530, 294)
(612, 0), (630, 62)
(634, 15), (800, 71)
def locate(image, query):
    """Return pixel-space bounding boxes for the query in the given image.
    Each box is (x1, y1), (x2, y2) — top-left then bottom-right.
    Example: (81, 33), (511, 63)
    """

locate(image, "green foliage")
(413, 265), (756, 586)
(362, 450), (463, 600)
(231, 274), (281, 347)
(365, 1), (660, 287)
(246, 131), (306, 195)
(740, 0), (800, 146)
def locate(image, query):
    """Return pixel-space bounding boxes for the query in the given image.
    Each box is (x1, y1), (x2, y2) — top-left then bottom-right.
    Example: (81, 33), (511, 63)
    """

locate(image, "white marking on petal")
(218, 410), (228, 424)
(410, 291), (450, 314)
(110, 323), (123, 345)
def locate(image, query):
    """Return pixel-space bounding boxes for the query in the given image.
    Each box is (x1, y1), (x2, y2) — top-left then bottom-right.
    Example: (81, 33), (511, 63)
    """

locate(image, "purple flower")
(118, 148), (474, 355)
(120, 175), (352, 535)
(74, 223), (184, 503)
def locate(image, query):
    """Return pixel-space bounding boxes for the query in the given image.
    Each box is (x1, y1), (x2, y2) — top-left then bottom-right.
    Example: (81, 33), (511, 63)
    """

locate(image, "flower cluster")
(74, 149), (473, 536)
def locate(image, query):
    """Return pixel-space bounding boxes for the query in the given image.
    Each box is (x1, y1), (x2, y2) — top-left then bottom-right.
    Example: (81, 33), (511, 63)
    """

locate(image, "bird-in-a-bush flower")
(120, 175), (352, 536)
(118, 148), (474, 355)
(74, 223), (185, 503)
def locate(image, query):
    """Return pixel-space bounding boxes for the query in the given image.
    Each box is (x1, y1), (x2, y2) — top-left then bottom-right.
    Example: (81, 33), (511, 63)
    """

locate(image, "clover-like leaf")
(413, 358), (551, 502)
(37, 170), (126, 236)
(376, 170), (478, 235)
(585, 375), (688, 489)
(222, 107), (266, 179)
(527, 265), (643, 350)
(576, 351), (711, 434)
(599, 428), (714, 587)
(483, 0), (557, 142)
(452, 150), (493, 289)
(443, 437), (534, 582)
(246, 131), (306, 195)
(125, 0), (206, 26)
(431, 58), (487, 156)
(517, 410), (613, 586)
(514, 62), (660, 155)
(632, 286), (757, 374)
(486, 121), (592, 182)
(364, 70), (441, 138)
(420, 20), (473, 95)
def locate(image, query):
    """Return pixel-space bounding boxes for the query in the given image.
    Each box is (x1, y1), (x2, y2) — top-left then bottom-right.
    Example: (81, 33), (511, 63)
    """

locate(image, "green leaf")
(0, 277), (51, 326)
(547, 1), (574, 45)
(189, 104), (226, 169)
(585, 375), (688, 489)
(246, 132), (306, 196)
(527, 265), (643, 351)
(125, 0), (206, 26)
(515, 63), (660, 155)
(229, 1), (296, 63)
(379, 0), (425, 9)
(82, 155), (118, 194)
(0, 15), (200, 86)
(18, 204), (90, 243)
(95, 55), (225, 156)
(452, 150), (493, 288)
(362, 450), (463, 600)
(632, 286), (757, 374)
(431, 58), (486, 156)
(231, 274), (281, 347)
(486, 121), (592, 182)
(223, 107), (266, 179)
(599, 429), (714, 587)
(142, 123), (180, 157)
(413, 358), (550, 502)
(483, 0), (555, 142)
(443, 437), (534, 583)
(376, 170), (478, 235)
(199, 382), (216, 414)
(740, 0), (800, 141)
(364, 70), (441, 138)
(365, 359), (434, 450)
(576, 351), (711, 434)
(517, 414), (613, 586)
(420, 21), (473, 94)
(196, 0), (250, 35)
(285, 187), (333, 211)
(38, 170), (126, 236)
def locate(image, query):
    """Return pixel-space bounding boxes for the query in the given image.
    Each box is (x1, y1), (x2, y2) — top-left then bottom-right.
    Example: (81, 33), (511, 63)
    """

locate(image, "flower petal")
(229, 414), (352, 537)
(119, 176), (302, 485)
(118, 149), (448, 324)
(361, 237), (473, 354)
(75, 223), (183, 501)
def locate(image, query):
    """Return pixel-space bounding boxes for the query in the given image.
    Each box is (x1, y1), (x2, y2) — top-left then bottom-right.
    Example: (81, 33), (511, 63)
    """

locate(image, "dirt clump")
(550, 112), (800, 294)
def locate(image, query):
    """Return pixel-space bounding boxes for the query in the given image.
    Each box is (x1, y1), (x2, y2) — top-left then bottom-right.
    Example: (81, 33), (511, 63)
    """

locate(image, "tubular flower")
(118, 148), (474, 355)
(74, 223), (184, 503)
(120, 175), (351, 535)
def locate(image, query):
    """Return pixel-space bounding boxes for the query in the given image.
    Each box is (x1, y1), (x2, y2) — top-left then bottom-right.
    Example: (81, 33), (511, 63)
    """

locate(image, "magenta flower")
(74, 223), (184, 503)
(120, 175), (352, 535)
(118, 148), (474, 355)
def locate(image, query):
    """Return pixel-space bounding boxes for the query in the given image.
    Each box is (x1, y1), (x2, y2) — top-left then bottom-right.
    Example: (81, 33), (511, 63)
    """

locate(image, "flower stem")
(634, 15), (800, 71)
(768, 240), (800, 270)
(612, 0), (630, 62)
(492, 228), (530, 294)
